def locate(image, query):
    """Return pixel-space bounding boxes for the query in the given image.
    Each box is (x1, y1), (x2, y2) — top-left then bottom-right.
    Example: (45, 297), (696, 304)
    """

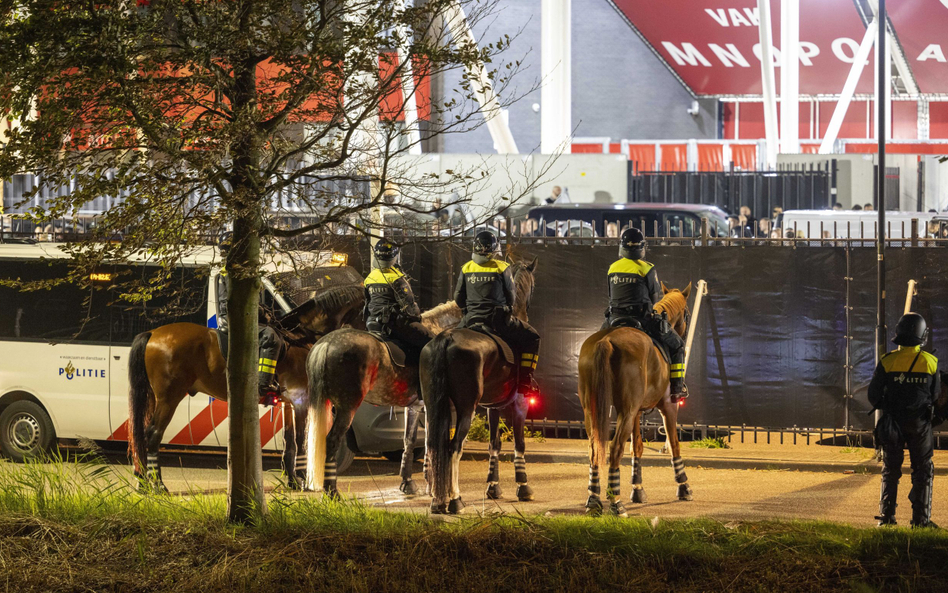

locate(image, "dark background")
(334, 239), (948, 430)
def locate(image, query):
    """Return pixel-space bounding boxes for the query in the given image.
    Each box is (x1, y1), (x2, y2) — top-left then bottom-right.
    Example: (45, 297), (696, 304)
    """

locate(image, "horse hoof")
(399, 480), (419, 496)
(430, 500), (447, 514)
(486, 483), (503, 500)
(324, 488), (342, 501)
(585, 496), (603, 516)
(448, 497), (465, 514)
(677, 484), (693, 501)
(286, 476), (304, 491)
(610, 501), (628, 518)
(516, 484), (534, 502)
(631, 489), (648, 504)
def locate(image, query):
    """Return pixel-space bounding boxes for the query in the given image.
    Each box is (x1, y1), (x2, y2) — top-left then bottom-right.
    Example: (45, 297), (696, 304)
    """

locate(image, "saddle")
(465, 323), (516, 366)
(367, 331), (414, 368)
(607, 320), (671, 365)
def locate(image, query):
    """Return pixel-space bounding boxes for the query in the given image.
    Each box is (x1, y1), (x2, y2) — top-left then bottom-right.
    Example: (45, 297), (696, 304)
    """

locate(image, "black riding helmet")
(373, 240), (399, 267)
(472, 230), (498, 265)
(619, 227), (646, 260)
(893, 312), (928, 347)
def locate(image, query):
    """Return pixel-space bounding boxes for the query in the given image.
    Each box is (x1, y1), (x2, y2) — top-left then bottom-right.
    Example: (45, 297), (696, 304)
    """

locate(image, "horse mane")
(310, 284), (364, 316)
(422, 301), (463, 334)
(653, 290), (687, 322)
(509, 261), (535, 319)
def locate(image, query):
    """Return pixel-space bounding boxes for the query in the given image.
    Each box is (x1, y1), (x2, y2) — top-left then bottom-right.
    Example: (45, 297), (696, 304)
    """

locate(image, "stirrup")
(670, 386), (689, 404)
(259, 388), (281, 407)
(516, 378), (540, 398)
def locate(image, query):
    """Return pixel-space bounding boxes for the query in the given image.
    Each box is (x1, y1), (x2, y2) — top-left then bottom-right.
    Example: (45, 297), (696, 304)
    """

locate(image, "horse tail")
(423, 336), (454, 503)
(127, 331), (153, 474)
(588, 338), (614, 472)
(305, 343), (331, 491)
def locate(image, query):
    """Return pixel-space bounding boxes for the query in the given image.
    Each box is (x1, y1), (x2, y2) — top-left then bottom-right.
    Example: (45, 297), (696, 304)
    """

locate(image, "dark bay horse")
(127, 285), (364, 491)
(422, 259), (537, 514)
(578, 283), (692, 516)
(305, 302), (463, 497)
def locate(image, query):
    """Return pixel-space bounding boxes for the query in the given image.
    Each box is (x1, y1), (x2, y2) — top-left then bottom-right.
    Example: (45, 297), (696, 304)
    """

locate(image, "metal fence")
(627, 163), (834, 214)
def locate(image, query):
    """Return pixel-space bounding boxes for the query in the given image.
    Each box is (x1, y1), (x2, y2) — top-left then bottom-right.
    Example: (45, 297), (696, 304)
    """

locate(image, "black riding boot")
(669, 351), (688, 401)
(876, 479), (899, 526)
(517, 364), (539, 397)
(910, 461), (936, 528)
(258, 327), (282, 406)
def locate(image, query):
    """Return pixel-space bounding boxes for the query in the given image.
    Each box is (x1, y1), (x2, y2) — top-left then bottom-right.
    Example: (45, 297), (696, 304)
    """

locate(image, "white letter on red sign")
(799, 42), (820, 66)
(917, 44), (947, 63)
(709, 44), (751, 68)
(705, 8), (729, 27)
(831, 38), (864, 64)
(661, 42), (712, 67)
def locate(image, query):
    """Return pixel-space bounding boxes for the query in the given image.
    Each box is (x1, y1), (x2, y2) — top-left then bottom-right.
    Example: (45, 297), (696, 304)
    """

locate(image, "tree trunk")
(225, 216), (266, 523)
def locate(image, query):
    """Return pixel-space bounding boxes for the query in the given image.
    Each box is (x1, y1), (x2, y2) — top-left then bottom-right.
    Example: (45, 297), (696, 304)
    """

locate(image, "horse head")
(657, 281), (692, 338)
(510, 256), (538, 322)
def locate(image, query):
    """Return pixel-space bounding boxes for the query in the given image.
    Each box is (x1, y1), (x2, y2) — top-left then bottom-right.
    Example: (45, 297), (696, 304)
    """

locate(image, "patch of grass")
(689, 436), (730, 449)
(466, 414), (545, 444)
(2, 454), (948, 592)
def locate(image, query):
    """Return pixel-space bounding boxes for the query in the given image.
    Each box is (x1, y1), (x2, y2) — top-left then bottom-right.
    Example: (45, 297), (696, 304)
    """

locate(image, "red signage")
(611, 0), (876, 96)
(888, 0), (948, 94)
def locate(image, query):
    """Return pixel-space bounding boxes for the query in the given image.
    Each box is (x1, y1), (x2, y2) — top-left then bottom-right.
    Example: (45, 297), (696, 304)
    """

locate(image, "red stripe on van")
(108, 420), (130, 441)
(170, 398), (229, 445)
(259, 406), (285, 447)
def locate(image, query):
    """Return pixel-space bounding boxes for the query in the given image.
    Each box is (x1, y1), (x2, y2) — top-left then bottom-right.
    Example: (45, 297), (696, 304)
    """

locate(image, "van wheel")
(0, 401), (56, 462)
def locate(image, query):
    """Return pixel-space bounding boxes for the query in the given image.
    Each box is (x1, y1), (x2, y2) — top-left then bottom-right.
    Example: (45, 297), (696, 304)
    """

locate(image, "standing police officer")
(363, 241), (434, 350)
(454, 230), (540, 397)
(602, 227), (687, 400)
(870, 312), (942, 528)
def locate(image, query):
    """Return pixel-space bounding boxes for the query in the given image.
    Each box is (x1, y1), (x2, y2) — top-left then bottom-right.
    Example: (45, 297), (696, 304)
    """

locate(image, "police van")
(0, 242), (414, 470)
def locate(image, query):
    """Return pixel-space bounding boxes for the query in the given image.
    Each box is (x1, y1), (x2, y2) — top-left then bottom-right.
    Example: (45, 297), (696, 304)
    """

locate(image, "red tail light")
(677, 399), (685, 408)
(528, 396), (538, 408)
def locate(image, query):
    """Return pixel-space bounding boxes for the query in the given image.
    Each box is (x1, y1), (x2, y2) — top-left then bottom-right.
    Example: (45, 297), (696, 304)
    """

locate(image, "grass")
(688, 436), (730, 449)
(1, 452), (948, 592)
(467, 413), (546, 444)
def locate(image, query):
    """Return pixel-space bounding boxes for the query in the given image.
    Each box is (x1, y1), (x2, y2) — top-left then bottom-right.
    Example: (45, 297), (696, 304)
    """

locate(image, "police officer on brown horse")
(602, 227), (687, 401)
(363, 240), (434, 352)
(455, 230), (540, 397)
(870, 313), (943, 528)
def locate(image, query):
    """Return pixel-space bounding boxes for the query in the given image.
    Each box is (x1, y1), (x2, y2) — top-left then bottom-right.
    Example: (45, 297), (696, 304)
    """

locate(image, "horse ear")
(526, 257), (538, 273)
(682, 282), (692, 299)
(661, 281), (669, 294)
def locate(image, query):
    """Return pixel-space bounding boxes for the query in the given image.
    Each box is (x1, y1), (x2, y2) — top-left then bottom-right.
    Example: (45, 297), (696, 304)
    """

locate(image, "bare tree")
(0, 0), (550, 522)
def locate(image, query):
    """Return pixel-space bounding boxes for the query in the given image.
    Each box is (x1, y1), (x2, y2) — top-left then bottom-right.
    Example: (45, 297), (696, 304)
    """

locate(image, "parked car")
(525, 203), (730, 238)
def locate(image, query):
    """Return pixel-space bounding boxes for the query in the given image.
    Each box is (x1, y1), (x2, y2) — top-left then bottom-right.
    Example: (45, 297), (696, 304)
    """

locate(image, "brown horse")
(127, 284), (364, 492)
(578, 283), (692, 516)
(304, 302), (463, 497)
(421, 259), (538, 514)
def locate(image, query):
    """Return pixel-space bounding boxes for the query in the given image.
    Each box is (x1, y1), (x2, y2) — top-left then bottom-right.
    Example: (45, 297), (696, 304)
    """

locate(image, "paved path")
(128, 438), (948, 527)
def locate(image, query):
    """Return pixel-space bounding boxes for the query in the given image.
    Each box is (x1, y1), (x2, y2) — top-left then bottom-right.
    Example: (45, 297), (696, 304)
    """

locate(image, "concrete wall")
(439, 0), (717, 154)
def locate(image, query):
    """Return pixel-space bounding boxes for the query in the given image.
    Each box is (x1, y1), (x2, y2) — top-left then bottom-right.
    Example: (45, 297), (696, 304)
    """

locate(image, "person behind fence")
(601, 227), (688, 401)
(454, 230), (540, 398)
(869, 313), (944, 528)
(215, 241), (286, 407)
(363, 240), (434, 350)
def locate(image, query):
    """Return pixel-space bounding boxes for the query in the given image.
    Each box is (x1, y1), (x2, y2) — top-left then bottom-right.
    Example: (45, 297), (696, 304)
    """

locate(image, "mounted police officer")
(602, 227), (687, 400)
(215, 237), (285, 406)
(363, 240), (434, 350)
(870, 312), (943, 528)
(454, 230), (540, 397)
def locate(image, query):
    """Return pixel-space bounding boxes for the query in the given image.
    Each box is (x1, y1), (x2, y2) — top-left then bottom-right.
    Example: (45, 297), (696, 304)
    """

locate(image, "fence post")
(844, 244), (852, 430)
(701, 217), (709, 246)
(911, 218), (918, 247)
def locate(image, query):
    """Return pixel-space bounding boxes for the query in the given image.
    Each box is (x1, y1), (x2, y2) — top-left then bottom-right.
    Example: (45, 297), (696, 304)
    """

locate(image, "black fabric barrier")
(325, 238), (947, 429)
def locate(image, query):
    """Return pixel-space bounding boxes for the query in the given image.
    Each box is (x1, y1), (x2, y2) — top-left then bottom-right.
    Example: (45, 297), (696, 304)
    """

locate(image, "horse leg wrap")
(610, 500), (628, 518)
(144, 455), (166, 492)
(514, 454), (528, 484)
(485, 454), (502, 500)
(672, 457), (692, 501)
(588, 465), (601, 497)
(630, 457), (647, 504)
(607, 467), (621, 500)
(295, 453), (307, 472)
(585, 495), (603, 516)
(323, 460), (338, 497)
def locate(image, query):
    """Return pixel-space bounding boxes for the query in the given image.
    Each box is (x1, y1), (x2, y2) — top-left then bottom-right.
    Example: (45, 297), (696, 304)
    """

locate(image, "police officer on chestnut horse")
(870, 313), (944, 528)
(364, 240), (435, 352)
(602, 227), (687, 401)
(455, 230), (540, 397)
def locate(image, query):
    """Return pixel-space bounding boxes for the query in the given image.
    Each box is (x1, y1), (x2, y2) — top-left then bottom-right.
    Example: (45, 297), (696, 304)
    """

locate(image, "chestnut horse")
(578, 283), (692, 516)
(127, 284), (364, 492)
(422, 259), (538, 514)
(305, 302), (463, 497)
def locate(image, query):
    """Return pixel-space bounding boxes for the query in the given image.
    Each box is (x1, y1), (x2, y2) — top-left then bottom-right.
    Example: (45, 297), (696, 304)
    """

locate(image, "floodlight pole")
(874, 0), (887, 436)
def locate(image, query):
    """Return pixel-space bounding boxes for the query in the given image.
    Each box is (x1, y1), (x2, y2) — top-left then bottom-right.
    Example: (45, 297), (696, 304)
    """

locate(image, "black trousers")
(367, 315), (436, 350)
(460, 311), (540, 357)
(877, 412), (935, 523)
